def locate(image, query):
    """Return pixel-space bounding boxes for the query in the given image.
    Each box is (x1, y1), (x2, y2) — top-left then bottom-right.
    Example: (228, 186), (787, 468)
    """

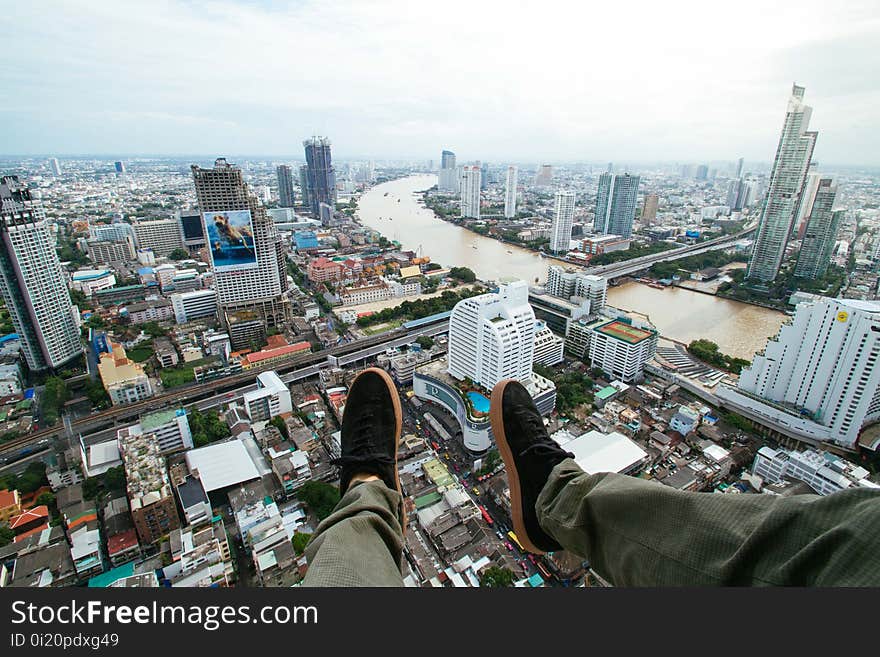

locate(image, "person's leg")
(303, 476), (405, 586)
(302, 368), (407, 587)
(491, 379), (880, 586)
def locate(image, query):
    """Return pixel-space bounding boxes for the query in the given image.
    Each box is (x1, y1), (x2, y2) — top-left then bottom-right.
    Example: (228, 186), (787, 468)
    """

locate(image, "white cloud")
(2, 0), (879, 163)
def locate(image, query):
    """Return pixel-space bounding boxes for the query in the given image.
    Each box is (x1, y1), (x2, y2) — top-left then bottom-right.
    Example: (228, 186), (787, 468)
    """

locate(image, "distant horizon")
(4, 154), (880, 173)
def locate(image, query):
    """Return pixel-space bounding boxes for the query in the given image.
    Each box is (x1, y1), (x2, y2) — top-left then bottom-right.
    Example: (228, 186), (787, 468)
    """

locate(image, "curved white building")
(447, 281), (535, 389)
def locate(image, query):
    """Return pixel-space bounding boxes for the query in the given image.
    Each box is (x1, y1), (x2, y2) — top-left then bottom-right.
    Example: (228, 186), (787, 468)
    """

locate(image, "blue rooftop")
(0, 333), (19, 345)
(88, 561), (135, 587)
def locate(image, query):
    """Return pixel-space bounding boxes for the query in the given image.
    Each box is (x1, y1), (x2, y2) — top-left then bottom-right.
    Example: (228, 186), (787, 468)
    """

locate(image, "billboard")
(202, 210), (258, 271)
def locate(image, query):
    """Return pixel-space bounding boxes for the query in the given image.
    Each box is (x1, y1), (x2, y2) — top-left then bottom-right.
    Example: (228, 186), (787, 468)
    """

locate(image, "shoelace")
(333, 409), (395, 467)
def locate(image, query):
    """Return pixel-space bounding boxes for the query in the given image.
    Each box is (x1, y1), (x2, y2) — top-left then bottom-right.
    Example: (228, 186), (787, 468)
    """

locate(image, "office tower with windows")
(545, 265), (607, 312)
(114, 161), (126, 175)
(303, 136), (337, 220)
(550, 190), (576, 253)
(177, 211), (206, 250)
(191, 158), (289, 342)
(49, 158), (61, 176)
(460, 166), (481, 219)
(480, 162), (489, 191)
(746, 85), (818, 283)
(438, 150), (458, 192)
(534, 164), (554, 187)
(735, 157), (744, 179)
(276, 165), (296, 208)
(447, 280), (536, 389)
(594, 172), (640, 239)
(0, 176), (81, 372)
(794, 180), (841, 280)
(504, 166), (518, 218)
(717, 296), (880, 450)
(641, 193), (658, 224)
(131, 219), (185, 256)
(695, 164), (709, 180)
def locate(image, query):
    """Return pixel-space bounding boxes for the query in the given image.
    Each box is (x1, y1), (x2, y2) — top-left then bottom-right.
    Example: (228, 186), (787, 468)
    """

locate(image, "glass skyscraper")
(303, 136), (337, 220)
(794, 179), (841, 280)
(594, 172), (640, 239)
(746, 84), (818, 283)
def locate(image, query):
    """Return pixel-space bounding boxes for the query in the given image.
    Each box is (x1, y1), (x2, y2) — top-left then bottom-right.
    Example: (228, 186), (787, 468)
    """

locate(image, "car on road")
(472, 487), (480, 495)
(504, 542), (513, 551)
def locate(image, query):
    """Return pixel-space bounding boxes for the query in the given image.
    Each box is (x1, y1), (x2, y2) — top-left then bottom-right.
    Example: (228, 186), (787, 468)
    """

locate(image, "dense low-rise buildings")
(119, 427), (180, 544)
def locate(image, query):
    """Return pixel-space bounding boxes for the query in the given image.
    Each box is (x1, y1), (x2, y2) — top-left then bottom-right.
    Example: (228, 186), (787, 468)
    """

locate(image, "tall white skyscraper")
(504, 166), (518, 219)
(447, 280), (536, 389)
(717, 296), (880, 449)
(746, 84), (818, 283)
(550, 190), (576, 253)
(0, 176), (82, 372)
(49, 158), (61, 176)
(460, 166), (481, 219)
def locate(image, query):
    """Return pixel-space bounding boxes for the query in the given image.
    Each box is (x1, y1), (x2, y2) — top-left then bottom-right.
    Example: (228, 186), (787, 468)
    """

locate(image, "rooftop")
(185, 440), (261, 493)
(141, 408), (185, 432)
(594, 319), (655, 344)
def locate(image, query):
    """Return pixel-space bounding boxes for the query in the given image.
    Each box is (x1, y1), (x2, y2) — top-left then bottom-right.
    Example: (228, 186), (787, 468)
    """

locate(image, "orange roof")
(68, 511), (98, 531)
(0, 489), (19, 508)
(266, 334), (289, 349)
(242, 341), (310, 366)
(9, 505), (49, 529)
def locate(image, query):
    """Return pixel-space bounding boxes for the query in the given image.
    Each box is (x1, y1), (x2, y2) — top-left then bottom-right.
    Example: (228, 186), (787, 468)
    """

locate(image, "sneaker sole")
(359, 367), (406, 535)
(490, 379), (546, 555)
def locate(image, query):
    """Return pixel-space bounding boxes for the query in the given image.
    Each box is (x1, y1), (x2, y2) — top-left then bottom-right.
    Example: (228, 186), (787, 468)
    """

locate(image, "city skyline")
(3, 1), (880, 164)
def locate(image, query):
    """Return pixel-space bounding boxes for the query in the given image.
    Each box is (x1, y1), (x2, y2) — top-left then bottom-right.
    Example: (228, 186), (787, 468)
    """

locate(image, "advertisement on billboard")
(202, 210), (258, 271)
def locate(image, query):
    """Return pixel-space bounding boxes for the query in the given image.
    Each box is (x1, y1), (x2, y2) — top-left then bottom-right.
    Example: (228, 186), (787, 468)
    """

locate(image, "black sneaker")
(336, 367), (403, 499)
(490, 379), (573, 554)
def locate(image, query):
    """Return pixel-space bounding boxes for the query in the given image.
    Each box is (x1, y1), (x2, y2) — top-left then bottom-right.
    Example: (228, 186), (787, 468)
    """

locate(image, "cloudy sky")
(4, 0), (879, 164)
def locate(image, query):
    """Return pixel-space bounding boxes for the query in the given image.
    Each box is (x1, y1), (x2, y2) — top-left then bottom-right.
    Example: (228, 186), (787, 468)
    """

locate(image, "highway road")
(584, 226), (756, 280)
(1, 318), (451, 461)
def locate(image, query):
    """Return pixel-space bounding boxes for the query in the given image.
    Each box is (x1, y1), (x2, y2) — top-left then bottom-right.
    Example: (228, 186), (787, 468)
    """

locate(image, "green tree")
(40, 376), (69, 426)
(480, 566), (515, 587)
(449, 266), (477, 283)
(84, 315), (106, 330)
(0, 525), (14, 548)
(291, 531), (312, 555)
(142, 321), (168, 338)
(69, 288), (90, 311)
(168, 248), (190, 261)
(415, 336), (434, 350)
(0, 461), (47, 494)
(188, 409), (228, 447)
(85, 380), (111, 409)
(297, 481), (341, 521)
(35, 492), (56, 507)
(269, 416), (289, 441)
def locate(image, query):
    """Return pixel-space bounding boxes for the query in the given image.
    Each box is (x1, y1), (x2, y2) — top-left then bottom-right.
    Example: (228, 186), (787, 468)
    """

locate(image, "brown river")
(357, 175), (785, 359)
